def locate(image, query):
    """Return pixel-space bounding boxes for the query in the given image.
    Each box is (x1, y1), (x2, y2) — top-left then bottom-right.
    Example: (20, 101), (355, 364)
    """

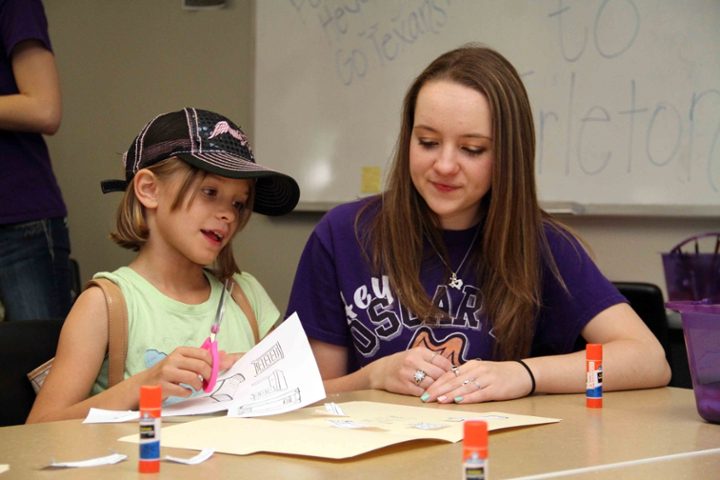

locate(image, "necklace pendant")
(449, 274), (463, 290)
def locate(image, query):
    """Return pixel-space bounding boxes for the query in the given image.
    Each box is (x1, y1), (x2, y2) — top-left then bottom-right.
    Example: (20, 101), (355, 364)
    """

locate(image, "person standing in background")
(0, 0), (73, 321)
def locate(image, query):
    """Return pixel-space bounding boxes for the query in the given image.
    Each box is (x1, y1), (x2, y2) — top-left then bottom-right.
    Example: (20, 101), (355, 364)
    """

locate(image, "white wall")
(43, 0), (719, 316)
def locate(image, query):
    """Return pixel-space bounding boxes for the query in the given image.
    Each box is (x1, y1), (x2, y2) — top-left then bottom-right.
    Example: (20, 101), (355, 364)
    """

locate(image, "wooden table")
(0, 388), (718, 479)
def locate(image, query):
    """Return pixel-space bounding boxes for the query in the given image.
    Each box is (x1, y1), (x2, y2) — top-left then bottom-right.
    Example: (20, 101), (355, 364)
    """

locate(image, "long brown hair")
(110, 157), (254, 281)
(359, 44), (567, 360)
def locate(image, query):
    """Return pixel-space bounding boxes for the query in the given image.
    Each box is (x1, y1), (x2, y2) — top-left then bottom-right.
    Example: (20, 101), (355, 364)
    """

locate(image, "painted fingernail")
(420, 392), (430, 402)
(454, 396), (464, 403)
(438, 395), (447, 402)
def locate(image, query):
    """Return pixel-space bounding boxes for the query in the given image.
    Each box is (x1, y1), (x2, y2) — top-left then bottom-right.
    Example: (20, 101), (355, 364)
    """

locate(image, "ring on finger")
(462, 379), (470, 386)
(452, 366), (460, 377)
(472, 380), (482, 390)
(413, 369), (427, 385)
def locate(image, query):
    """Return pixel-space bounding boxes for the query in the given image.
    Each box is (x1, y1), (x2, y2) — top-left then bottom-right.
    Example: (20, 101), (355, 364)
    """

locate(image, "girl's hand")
(368, 347), (453, 396)
(422, 359), (534, 404)
(219, 351), (243, 370)
(143, 346), (213, 398)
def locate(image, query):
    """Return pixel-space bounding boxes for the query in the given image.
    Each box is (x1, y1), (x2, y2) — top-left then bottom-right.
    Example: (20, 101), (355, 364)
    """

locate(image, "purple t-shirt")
(286, 197), (625, 371)
(0, 0), (66, 224)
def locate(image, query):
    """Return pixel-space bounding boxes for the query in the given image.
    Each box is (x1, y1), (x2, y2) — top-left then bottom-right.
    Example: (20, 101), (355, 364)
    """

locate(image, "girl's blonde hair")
(110, 157), (254, 280)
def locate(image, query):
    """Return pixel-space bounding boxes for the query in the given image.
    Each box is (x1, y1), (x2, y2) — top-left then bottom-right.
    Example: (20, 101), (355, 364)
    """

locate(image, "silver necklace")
(428, 225), (482, 290)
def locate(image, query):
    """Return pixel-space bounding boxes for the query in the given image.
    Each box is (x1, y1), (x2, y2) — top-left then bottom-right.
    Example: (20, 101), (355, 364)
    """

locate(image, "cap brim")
(100, 179), (128, 194)
(176, 153), (300, 216)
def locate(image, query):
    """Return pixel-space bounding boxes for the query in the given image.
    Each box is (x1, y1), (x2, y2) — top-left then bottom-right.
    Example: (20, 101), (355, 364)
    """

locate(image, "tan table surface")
(0, 387), (718, 479)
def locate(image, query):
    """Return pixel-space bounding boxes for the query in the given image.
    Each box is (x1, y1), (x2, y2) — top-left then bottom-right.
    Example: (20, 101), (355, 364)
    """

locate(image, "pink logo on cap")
(208, 121), (248, 145)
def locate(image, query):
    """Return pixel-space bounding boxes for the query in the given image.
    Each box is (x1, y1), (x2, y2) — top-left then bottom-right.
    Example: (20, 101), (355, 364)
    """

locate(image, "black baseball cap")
(101, 107), (300, 216)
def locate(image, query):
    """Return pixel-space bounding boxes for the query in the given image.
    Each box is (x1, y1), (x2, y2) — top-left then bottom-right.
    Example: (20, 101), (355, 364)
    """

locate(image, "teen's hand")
(422, 359), (534, 404)
(367, 347), (453, 396)
(144, 346), (213, 398)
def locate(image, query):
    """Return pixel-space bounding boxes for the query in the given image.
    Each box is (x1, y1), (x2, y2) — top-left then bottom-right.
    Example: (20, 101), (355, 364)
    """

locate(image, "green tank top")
(90, 266), (279, 395)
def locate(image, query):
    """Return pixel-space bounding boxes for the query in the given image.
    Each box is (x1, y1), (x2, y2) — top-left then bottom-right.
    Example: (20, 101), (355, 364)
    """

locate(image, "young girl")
(286, 45), (671, 404)
(27, 107), (299, 422)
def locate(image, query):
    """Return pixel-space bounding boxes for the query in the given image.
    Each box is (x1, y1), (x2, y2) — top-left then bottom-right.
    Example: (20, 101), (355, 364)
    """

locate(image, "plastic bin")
(661, 232), (720, 303)
(666, 301), (720, 423)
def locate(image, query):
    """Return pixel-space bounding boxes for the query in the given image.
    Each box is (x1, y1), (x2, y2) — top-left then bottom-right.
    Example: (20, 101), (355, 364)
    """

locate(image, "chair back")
(70, 258), (82, 303)
(0, 319), (63, 426)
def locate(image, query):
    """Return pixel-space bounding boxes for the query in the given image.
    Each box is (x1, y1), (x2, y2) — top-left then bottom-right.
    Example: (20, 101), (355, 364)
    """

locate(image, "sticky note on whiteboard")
(361, 166), (382, 194)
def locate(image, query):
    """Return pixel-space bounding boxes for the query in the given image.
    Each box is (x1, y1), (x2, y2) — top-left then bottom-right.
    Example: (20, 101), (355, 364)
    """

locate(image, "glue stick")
(462, 420), (488, 480)
(586, 344), (603, 408)
(139, 385), (162, 473)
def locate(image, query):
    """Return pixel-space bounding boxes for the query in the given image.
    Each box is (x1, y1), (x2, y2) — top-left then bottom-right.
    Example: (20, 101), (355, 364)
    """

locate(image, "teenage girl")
(286, 45), (671, 404)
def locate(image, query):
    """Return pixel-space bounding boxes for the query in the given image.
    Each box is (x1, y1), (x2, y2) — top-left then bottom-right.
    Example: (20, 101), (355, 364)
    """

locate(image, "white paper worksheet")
(162, 312), (326, 417)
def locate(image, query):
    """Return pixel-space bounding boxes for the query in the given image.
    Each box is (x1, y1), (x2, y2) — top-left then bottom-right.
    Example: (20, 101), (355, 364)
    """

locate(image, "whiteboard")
(254, 0), (720, 213)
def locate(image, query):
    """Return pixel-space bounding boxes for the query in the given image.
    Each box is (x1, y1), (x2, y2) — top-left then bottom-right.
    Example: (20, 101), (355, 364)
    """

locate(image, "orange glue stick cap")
(586, 343), (602, 360)
(140, 385), (162, 411)
(463, 420), (488, 460)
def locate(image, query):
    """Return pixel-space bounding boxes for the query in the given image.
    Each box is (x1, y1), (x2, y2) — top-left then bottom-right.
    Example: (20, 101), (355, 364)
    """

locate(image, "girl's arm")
(27, 287), (116, 422)
(527, 302), (671, 393)
(424, 303), (672, 404)
(27, 287), (216, 423)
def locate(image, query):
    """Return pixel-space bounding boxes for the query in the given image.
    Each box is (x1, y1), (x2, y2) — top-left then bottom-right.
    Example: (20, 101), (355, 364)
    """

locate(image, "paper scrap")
(164, 448), (214, 465)
(360, 166), (382, 194)
(47, 453), (127, 468)
(328, 419), (369, 429)
(324, 402), (346, 416)
(411, 422), (449, 431)
(83, 408), (139, 424)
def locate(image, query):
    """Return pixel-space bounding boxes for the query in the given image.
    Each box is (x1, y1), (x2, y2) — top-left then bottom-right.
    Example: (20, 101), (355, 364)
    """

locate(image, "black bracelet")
(516, 359), (536, 396)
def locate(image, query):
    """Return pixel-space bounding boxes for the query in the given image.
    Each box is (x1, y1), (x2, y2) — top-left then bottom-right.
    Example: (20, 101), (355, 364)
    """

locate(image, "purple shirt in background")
(0, 0), (66, 224)
(286, 197), (626, 371)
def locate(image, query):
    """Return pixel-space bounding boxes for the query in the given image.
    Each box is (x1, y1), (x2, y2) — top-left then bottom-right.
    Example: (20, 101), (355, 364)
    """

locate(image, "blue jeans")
(0, 217), (73, 321)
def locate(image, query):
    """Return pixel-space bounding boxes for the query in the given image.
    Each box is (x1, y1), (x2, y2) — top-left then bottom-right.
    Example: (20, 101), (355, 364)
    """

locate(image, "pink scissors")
(201, 279), (233, 393)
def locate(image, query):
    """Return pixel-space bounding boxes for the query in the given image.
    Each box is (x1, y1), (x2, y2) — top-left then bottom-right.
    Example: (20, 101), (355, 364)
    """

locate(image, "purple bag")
(662, 233), (720, 303)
